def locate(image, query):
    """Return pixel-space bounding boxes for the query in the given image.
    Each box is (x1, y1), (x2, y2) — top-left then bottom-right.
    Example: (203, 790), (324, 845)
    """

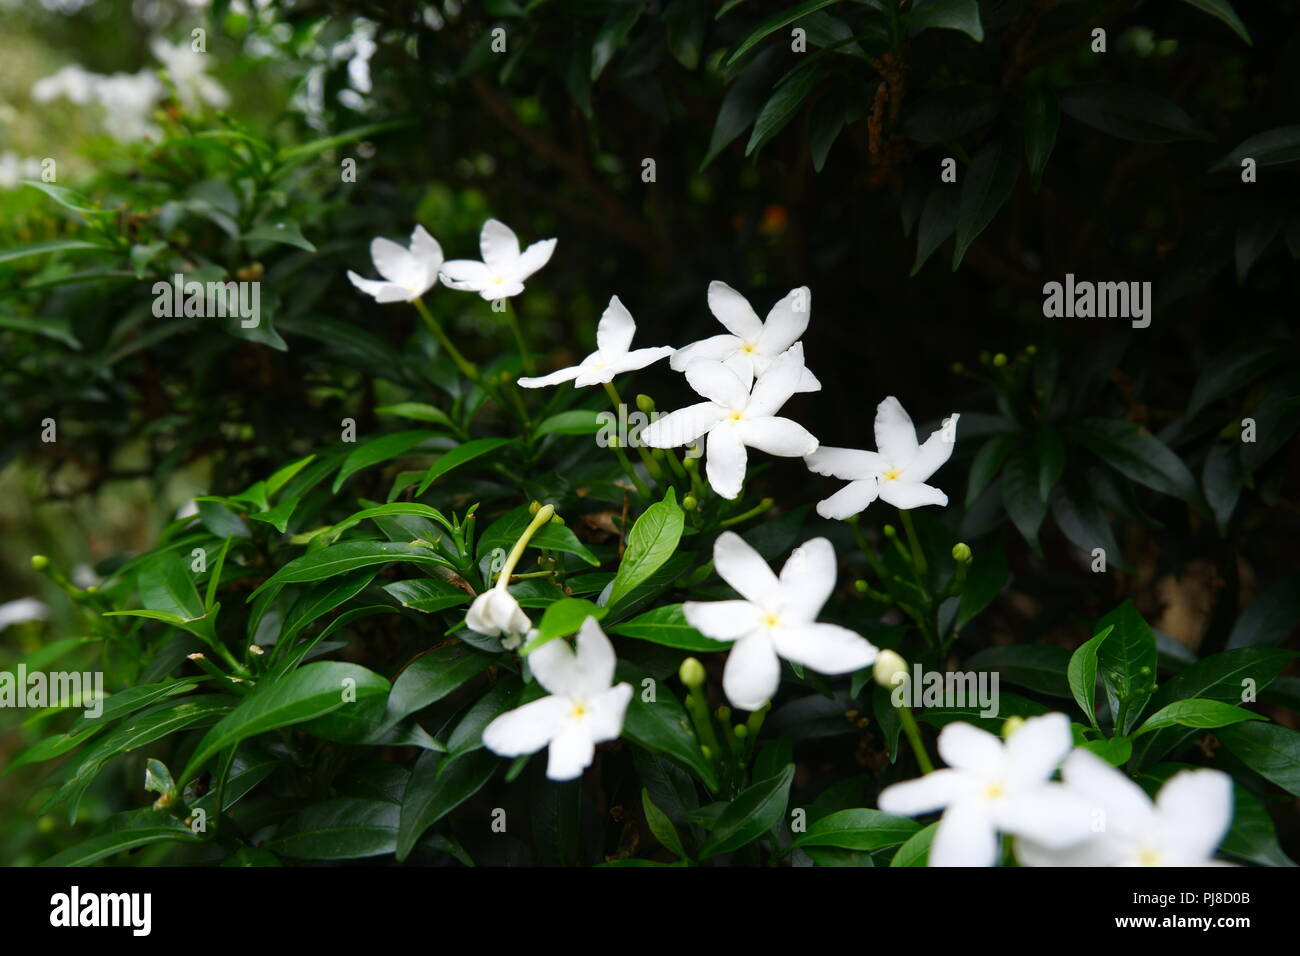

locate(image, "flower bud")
(873, 649), (909, 689)
(853, 579), (868, 594)
(636, 393), (655, 415)
(249, 645), (265, 656)
(682, 494), (698, 511)
(883, 524), (897, 538)
(678, 657), (706, 689)
(683, 454), (698, 472)
(993, 353), (1008, 367)
(30, 554), (49, 572)
(951, 542), (972, 564)
(1001, 716), (1025, 740)
(528, 500), (541, 515)
(549, 513), (565, 526)
(734, 724), (748, 739)
(1025, 344), (1038, 356)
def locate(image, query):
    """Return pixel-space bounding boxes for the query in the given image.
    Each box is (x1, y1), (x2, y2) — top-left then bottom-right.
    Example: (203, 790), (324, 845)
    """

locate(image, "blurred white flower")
(517, 295), (673, 388)
(31, 64), (98, 105)
(670, 281), (820, 393)
(641, 344), (818, 500)
(347, 225), (445, 303)
(151, 38), (229, 112)
(878, 713), (1093, 867)
(0, 597), (49, 632)
(684, 533), (877, 711)
(32, 63), (162, 141)
(0, 152), (44, 190)
(483, 617), (633, 780)
(465, 587), (532, 651)
(805, 397), (958, 519)
(440, 219), (556, 300)
(1017, 748), (1235, 867)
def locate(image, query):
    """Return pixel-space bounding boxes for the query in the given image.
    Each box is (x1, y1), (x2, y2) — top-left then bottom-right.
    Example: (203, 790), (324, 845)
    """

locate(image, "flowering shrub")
(2, 1), (1298, 870)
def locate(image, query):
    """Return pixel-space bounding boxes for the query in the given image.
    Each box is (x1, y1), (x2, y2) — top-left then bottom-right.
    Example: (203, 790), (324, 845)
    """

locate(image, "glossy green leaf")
(697, 764), (794, 858)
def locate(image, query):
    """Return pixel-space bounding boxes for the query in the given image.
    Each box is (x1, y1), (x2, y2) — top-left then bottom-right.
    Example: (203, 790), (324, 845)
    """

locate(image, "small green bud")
(1025, 344), (1038, 356)
(528, 500), (541, 515)
(853, 579), (869, 594)
(1001, 716), (1026, 740)
(883, 524), (897, 538)
(951, 542), (973, 563)
(716, 705), (731, 724)
(734, 724), (748, 739)
(757, 497), (775, 512)
(549, 514), (565, 526)
(679, 657), (706, 689)
(85, 585), (98, 595)
(873, 649), (909, 689)
(993, 353), (1008, 367)
(682, 494), (698, 511)
(31, 554), (49, 572)
(636, 393), (655, 415)
(683, 454), (698, 472)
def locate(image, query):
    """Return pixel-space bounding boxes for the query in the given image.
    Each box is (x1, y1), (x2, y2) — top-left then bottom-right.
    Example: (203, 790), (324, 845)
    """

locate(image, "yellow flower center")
(762, 612), (781, 629)
(1136, 846), (1163, 867)
(883, 468), (902, 481)
(983, 781), (1005, 800)
(570, 702), (589, 720)
(742, 343), (757, 354)
(728, 410), (744, 422)
(491, 276), (505, 285)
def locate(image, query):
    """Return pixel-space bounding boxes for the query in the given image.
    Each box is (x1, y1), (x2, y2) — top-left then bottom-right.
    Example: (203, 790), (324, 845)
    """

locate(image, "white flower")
(805, 397), (958, 519)
(347, 225), (444, 303)
(151, 38), (230, 112)
(482, 617), (633, 780)
(440, 219), (556, 300)
(683, 533), (877, 711)
(517, 295), (673, 388)
(0, 598), (48, 632)
(1017, 748), (1234, 867)
(31, 64), (98, 105)
(670, 281), (820, 393)
(877, 713), (1093, 867)
(465, 587), (532, 650)
(640, 343), (818, 500)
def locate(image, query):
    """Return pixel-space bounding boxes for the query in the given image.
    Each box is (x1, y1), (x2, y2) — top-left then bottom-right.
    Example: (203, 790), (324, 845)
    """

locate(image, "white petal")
(595, 295), (636, 355)
(877, 480), (948, 510)
(738, 416), (818, 457)
(683, 600), (761, 641)
(481, 279), (524, 300)
(640, 402), (725, 448)
(546, 723), (596, 780)
(686, 360), (750, 410)
(479, 218), (521, 271)
(705, 423), (748, 499)
(482, 695), (570, 757)
(1154, 769), (1233, 863)
(1004, 712), (1073, 789)
(707, 280), (763, 341)
(745, 343), (806, 418)
(815, 479), (880, 520)
(586, 682), (633, 744)
(777, 537), (837, 620)
(573, 616), (618, 698)
(517, 365), (584, 388)
(466, 588), (530, 637)
(756, 286), (810, 356)
(370, 236), (422, 288)
(527, 633), (585, 699)
(722, 632), (781, 711)
(1061, 748), (1153, 833)
(795, 365), (821, 393)
(515, 237), (556, 280)
(410, 224), (444, 282)
(993, 784), (1096, 849)
(930, 799), (1000, 867)
(874, 396), (919, 464)
(439, 259), (492, 291)
(878, 768), (974, 816)
(1015, 833), (1125, 867)
(771, 622), (878, 675)
(611, 346), (674, 375)
(901, 414), (960, 484)
(721, 351), (756, 390)
(712, 531), (780, 605)
(669, 333), (741, 371)
(805, 446), (885, 480)
(347, 271), (412, 303)
(937, 721), (1005, 775)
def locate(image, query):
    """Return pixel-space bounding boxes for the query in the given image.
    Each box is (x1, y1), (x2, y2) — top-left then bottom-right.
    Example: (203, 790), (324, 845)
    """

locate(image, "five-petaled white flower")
(1016, 748), (1234, 867)
(641, 344), (819, 500)
(683, 532), (878, 711)
(517, 295), (674, 388)
(877, 713), (1093, 867)
(805, 396), (958, 520)
(670, 281), (820, 393)
(482, 617), (633, 780)
(440, 218), (556, 300)
(465, 587), (532, 651)
(347, 225), (444, 303)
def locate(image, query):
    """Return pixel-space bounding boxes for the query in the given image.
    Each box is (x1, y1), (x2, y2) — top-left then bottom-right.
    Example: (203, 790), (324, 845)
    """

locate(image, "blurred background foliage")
(1, 0), (1298, 863)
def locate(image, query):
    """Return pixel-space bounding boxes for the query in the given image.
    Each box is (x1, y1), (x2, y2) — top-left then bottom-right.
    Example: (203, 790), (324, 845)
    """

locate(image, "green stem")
(602, 381), (664, 482)
(610, 440), (653, 498)
(494, 504), (555, 588)
(413, 297), (478, 381)
(503, 298), (535, 376)
(897, 704), (935, 774)
(899, 508), (928, 576)
(719, 497), (775, 529)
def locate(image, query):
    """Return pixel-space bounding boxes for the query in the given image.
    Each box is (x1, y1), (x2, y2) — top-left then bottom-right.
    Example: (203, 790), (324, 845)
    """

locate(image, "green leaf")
(965, 645), (1071, 697)
(591, 1), (643, 81)
(642, 787), (689, 860)
(279, 569), (379, 646)
(376, 402), (457, 429)
(180, 662), (390, 784)
(904, 0), (983, 42)
(274, 120), (411, 169)
(416, 437), (515, 495)
(701, 46), (781, 169)
(534, 409), (606, 437)
(23, 181), (110, 215)
(1024, 86), (1059, 188)
(608, 489), (685, 607)
(788, 808), (921, 851)
(745, 62), (827, 156)
(1067, 625), (1114, 732)
(0, 314), (81, 348)
(329, 502), (453, 540)
(621, 668), (718, 791)
(1218, 722), (1300, 796)
(1226, 574), (1300, 648)
(477, 505), (600, 567)
(383, 577), (471, 613)
(724, 0), (844, 66)
(266, 798), (399, 859)
(396, 750), (498, 860)
(1066, 418), (1201, 504)
(910, 182), (959, 275)
(523, 598), (606, 653)
(1186, 339), (1288, 419)
(889, 821), (937, 866)
(1059, 84), (1208, 143)
(952, 135), (1020, 269)
(1132, 698), (1265, 736)
(40, 810), (199, 867)
(965, 433), (1012, 505)
(1051, 487), (1124, 571)
(0, 238), (113, 264)
(1180, 0), (1251, 46)
(251, 541), (449, 597)
(243, 220), (316, 252)
(609, 604), (730, 652)
(333, 430), (443, 492)
(697, 764), (794, 858)
(1221, 783), (1295, 867)
(386, 646), (493, 724)
(1212, 125), (1300, 172)
(1095, 602), (1157, 736)
(955, 544), (1007, 631)
(1080, 734), (1133, 766)
(1036, 426), (1065, 501)
(1001, 446), (1046, 549)
(138, 551), (206, 621)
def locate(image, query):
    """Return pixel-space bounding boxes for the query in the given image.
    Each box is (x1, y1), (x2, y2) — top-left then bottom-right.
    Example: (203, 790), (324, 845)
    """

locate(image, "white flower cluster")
(0, 152), (45, 191)
(30, 40), (227, 143)
(879, 712), (1235, 867)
